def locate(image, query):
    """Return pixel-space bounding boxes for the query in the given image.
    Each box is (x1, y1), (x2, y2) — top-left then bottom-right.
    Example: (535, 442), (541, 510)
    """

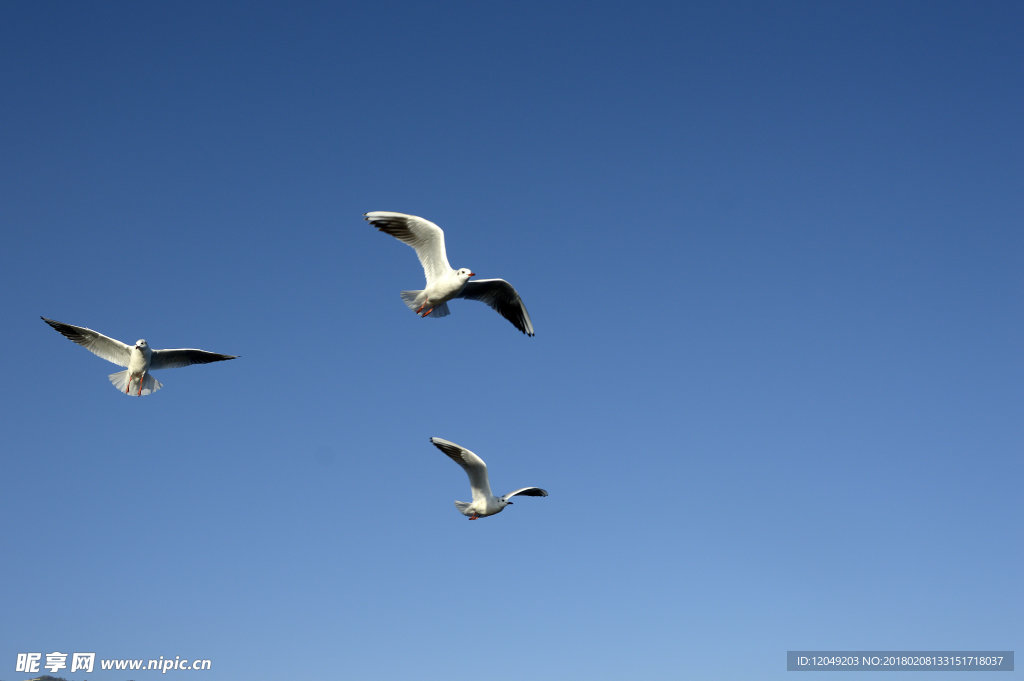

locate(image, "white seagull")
(42, 317), (237, 396)
(364, 211), (535, 336)
(429, 437), (548, 519)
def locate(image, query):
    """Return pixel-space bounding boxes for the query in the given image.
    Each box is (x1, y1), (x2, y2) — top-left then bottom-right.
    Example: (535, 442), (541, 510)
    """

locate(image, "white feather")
(108, 370), (162, 396)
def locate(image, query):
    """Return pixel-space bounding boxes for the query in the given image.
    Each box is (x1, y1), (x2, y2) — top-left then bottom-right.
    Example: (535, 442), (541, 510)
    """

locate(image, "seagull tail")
(400, 291), (450, 318)
(454, 501), (472, 515)
(108, 370), (163, 396)
(400, 290), (425, 311)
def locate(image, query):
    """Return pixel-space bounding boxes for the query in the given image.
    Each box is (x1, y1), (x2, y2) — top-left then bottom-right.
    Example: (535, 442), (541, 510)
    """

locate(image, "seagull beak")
(469, 272), (476, 277)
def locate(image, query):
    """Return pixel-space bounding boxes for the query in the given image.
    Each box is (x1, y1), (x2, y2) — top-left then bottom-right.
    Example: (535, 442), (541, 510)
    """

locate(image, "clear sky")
(1, 2), (1020, 679)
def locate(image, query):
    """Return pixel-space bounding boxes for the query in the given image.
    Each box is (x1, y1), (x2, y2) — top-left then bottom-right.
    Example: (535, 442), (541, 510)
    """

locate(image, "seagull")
(429, 437), (548, 519)
(41, 317), (237, 396)
(364, 211), (535, 336)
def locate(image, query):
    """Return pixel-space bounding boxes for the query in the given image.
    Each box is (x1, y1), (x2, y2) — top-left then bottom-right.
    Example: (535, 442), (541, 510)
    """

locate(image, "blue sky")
(1, 2), (1020, 679)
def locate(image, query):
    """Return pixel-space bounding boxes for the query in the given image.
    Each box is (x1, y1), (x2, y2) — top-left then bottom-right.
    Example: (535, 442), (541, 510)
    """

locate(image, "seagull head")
(455, 267), (475, 280)
(135, 339), (149, 350)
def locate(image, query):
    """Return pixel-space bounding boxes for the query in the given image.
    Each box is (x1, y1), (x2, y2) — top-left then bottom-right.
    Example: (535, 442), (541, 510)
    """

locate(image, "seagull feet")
(415, 300), (435, 317)
(468, 515), (479, 520)
(137, 375), (144, 396)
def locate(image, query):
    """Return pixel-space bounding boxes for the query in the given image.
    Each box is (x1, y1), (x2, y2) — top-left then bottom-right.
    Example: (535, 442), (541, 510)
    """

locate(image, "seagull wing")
(42, 317), (131, 367)
(365, 211), (453, 284)
(505, 487), (549, 499)
(456, 279), (535, 336)
(150, 349), (238, 371)
(430, 437), (493, 503)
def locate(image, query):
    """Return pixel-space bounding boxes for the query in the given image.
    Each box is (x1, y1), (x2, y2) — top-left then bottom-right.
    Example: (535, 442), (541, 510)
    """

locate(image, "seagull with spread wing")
(42, 317), (237, 396)
(364, 211), (535, 336)
(429, 436), (548, 519)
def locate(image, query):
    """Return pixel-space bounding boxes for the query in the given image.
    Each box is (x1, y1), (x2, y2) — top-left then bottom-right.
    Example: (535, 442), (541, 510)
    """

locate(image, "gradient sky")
(1, 2), (1020, 680)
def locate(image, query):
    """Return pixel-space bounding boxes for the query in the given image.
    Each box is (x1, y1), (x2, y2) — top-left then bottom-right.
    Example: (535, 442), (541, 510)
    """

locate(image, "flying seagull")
(364, 211), (535, 336)
(429, 436), (548, 519)
(41, 316), (237, 396)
